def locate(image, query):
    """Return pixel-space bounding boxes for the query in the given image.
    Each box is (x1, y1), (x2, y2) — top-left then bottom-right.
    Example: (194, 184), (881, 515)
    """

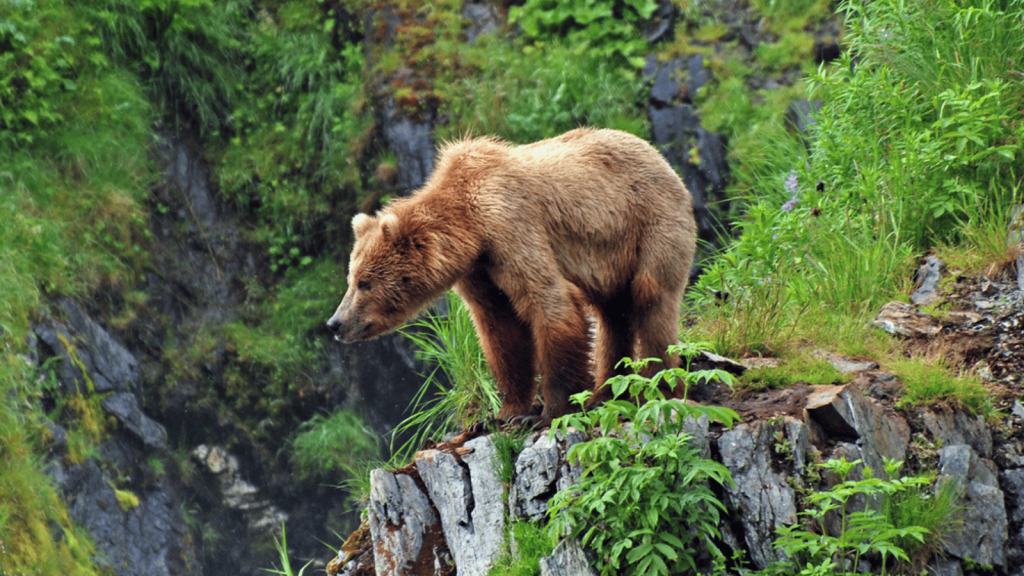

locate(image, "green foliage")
(290, 410), (379, 481)
(510, 0), (659, 68)
(87, 0), (247, 136)
(695, 0), (1024, 330)
(217, 3), (371, 273)
(0, 5), (155, 571)
(0, 0), (83, 150)
(393, 292), (500, 463)
(940, 178), (1023, 273)
(437, 36), (647, 144)
(812, 0), (1023, 245)
(694, 257), (810, 356)
(884, 472), (961, 571)
(488, 521), (555, 576)
(0, 2), (154, 303)
(769, 458), (941, 576)
(547, 345), (740, 576)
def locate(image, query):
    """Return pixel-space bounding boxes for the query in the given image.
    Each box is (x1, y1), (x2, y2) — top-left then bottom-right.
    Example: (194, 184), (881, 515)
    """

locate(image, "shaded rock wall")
(32, 300), (197, 576)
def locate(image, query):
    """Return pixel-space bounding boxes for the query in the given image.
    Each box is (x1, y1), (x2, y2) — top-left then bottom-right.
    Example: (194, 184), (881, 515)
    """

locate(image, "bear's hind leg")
(633, 275), (683, 379)
(590, 290), (636, 405)
(454, 271), (537, 421)
(528, 287), (594, 426)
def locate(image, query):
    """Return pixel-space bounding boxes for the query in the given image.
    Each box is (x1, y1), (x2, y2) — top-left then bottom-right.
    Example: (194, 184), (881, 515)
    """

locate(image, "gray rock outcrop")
(718, 420), (799, 569)
(416, 436), (505, 576)
(509, 430), (586, 522)
(367, 470), (443, 575)
(56, 460), (196, 576)
(805, 384), (909, 479)
(939, 444), (1008, 566)
(539, 539), (598, 576)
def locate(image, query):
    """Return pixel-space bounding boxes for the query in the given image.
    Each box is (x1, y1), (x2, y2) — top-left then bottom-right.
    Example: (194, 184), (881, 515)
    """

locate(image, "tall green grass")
(392, 292), (500, 463)
(693, 0), (1024, 356)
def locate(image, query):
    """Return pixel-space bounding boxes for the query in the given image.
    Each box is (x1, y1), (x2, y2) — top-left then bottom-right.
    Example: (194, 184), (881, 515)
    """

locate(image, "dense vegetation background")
(1, 0), (1022, 574)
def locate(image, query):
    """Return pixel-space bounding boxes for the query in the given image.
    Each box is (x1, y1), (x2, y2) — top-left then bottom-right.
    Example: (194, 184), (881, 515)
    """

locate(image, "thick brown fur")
(327, 128), (697, 425)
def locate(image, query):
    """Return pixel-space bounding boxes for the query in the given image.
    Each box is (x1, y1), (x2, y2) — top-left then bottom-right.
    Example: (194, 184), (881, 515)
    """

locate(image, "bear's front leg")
(454, 271), (537, 421)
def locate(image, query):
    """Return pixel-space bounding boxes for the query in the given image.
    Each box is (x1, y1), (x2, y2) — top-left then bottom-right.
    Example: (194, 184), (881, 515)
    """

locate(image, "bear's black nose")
(326, 317), (342, 333)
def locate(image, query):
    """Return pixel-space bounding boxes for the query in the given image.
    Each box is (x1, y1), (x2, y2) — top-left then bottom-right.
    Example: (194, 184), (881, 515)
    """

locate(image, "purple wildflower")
(781, 198), (798, 212)
(785, 170), (799, 196)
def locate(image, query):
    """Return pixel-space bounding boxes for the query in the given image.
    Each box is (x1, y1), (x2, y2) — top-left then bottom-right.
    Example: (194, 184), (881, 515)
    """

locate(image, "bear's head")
(326, 210), (453, 342)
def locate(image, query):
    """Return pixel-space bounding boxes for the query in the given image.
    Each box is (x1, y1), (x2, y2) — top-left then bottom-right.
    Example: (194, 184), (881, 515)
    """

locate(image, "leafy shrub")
(510, 0), (659, 68)
(769, 458), (948, 576)
(547, 346), (740, 576)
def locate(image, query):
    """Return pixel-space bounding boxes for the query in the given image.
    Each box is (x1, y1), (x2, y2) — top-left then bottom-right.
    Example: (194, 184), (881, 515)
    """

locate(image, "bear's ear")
(379, 213), (399, 239)
(352, 213), (377, 239)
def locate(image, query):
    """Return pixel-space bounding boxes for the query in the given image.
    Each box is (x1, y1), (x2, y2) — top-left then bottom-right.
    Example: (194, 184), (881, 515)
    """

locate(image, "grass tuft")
(890, 357), (990, 414)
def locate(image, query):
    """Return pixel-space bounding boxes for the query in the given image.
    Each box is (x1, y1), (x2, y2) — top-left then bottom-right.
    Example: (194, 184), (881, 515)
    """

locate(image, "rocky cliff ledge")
(327, 265), (1024, 576)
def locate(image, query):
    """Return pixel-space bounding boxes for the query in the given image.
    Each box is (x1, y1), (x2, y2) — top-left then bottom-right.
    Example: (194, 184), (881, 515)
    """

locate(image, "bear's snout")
(326, 306), (373, 343)
(326, 315), (343, 334)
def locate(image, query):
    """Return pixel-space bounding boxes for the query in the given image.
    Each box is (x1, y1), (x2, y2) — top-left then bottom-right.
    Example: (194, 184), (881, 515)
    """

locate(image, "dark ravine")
(29, 130), (432, 575)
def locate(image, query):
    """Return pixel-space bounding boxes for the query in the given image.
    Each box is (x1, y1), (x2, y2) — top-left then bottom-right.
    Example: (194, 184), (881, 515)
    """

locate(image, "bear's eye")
(401, 276), (411, 284)
(357, 279), (371, 291)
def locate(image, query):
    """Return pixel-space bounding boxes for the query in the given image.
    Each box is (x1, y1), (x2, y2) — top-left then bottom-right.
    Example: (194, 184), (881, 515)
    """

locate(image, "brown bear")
(327, 128), (696, 426)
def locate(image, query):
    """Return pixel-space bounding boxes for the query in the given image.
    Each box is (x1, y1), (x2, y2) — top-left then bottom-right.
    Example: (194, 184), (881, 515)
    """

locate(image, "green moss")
(114, 487), (141, 511)
(0, 353), (100, 576)
(754, 32), (816, 72)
